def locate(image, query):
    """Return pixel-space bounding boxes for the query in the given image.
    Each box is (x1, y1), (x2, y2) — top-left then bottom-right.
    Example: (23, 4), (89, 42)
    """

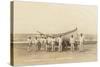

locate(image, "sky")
(14, 1), (97, 34)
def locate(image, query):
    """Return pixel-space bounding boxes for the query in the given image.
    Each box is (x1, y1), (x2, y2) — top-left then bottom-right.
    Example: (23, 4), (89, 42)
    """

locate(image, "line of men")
(69, 33), (84, 52)
(27, 36), (62, 52)
(27, 33), (84, 52)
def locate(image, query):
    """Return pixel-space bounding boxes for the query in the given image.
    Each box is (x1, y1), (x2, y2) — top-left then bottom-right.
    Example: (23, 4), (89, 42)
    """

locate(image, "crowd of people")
(27, 33), (84, 52)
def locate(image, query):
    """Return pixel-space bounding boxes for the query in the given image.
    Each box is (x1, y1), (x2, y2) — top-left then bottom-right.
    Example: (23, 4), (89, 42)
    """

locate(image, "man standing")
(51, 37), (55, 52)
(58, 36), (63, 52)
(46, 37), (52, 51)
(34, 37), (38, 51)
(37, 38), (41, 51)
(79, 33), (84, 52)
(43, 37), (47, 50)
(69, 35), (75, 51)
(27, 36), (32, 51)
(39, 37), (44, 50)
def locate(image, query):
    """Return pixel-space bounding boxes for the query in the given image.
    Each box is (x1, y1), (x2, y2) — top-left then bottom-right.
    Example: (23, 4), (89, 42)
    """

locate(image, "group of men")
(69, 33), (84, 52)
(27, 36), (63, 52)
(27, 33), (84, 52)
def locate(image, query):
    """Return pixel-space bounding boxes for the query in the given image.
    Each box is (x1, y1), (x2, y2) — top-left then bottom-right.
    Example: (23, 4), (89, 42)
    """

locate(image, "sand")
(13, 43), (97, 65)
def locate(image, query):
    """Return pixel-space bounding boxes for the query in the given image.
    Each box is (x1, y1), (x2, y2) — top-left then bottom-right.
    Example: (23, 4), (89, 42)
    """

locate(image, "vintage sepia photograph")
(11, 1), (97, 66)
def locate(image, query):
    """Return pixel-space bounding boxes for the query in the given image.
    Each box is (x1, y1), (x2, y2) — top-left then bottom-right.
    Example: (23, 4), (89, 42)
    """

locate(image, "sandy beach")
(13, 43), (97, 65)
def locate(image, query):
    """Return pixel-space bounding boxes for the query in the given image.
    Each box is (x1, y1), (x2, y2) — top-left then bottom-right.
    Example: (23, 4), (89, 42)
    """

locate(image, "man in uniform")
(69, 35), (75, 51)
(51, 37), (56, 51)
(27, 36), (32, 51)
(39, 37), (44, 50)
(79, 33), (84, 52)
(58, 36), (63, 52)
(42, 37), (47, 50)
(46, 37), (52, 51)
(37, 38), (41, 51)
(34, 37), (39, 51)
